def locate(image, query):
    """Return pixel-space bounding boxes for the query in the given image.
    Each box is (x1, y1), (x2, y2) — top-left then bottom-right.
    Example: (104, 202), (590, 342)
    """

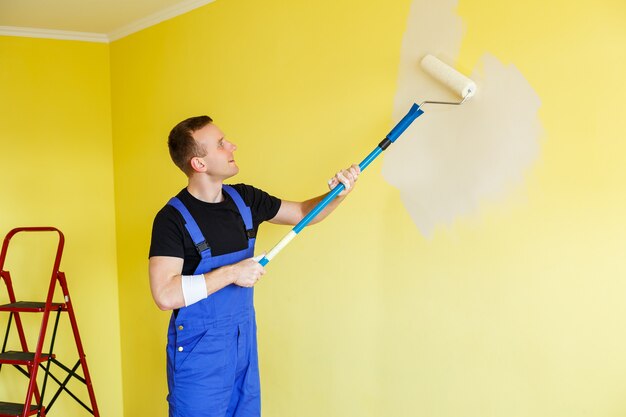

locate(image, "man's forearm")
(301, 192), (346, 225)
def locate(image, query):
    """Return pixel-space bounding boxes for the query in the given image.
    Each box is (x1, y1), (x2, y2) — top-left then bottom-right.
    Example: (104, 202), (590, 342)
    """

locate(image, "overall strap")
(167, 197), (211, 256)
(223, 185), (256, 239)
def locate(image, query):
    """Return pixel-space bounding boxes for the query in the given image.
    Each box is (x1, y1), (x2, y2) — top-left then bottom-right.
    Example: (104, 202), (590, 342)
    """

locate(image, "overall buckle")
(195, 240), (210, 253)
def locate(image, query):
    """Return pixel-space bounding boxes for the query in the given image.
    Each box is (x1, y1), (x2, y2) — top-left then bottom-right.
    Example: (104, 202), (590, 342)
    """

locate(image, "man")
(149, 115), (359, 417)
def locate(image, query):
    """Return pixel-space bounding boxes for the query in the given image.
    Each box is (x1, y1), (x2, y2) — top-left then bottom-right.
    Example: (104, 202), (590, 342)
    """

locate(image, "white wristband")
(181, 274), (208, 307)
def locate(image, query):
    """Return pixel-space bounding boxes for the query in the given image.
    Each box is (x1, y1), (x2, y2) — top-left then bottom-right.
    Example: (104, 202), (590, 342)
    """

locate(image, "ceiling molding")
(0, 0), (216, 44)
(0, 25), (108, 43)
(108, 0), (216, 41)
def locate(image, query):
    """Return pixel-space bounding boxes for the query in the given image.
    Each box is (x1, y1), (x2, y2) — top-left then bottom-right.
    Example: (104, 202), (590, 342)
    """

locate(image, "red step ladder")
(0, 228), (100, 417)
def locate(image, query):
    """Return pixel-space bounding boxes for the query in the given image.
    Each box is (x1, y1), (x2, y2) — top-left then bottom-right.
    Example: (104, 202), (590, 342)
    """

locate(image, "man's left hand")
(328, 164), (360, 197)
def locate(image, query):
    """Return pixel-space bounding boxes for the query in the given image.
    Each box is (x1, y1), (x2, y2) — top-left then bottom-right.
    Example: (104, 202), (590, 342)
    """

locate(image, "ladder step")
(0, 301), (66, 312)
(0, 402), (40, 417)
(0, 351), (55, 365)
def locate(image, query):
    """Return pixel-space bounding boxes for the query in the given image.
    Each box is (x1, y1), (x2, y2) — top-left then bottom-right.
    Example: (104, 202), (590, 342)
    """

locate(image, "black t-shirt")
(149, 184), (281, 275)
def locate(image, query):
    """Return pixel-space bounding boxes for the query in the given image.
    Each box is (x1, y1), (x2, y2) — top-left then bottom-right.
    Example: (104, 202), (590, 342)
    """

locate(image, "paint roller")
(257, 54), (476, 266)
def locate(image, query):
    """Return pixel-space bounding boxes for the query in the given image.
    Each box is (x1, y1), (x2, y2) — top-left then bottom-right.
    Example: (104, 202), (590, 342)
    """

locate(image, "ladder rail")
(56, 272), (99, 417)
(1, 270), (44, 412)
(0, 228), (64, 275)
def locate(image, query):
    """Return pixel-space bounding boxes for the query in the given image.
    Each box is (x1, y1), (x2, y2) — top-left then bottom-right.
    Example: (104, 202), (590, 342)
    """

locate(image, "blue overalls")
(166, 185), (261, 417)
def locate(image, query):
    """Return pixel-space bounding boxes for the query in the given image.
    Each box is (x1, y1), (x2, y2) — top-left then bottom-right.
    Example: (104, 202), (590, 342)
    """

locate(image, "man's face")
(192, 123), (239, 179)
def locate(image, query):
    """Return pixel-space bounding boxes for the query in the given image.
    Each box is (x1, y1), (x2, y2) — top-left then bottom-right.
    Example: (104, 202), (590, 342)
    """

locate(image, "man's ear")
(189, 157), (206, 173)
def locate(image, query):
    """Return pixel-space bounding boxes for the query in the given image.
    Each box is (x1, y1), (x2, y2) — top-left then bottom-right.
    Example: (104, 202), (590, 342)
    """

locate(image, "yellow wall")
(3, 0), (625, 416)
(0, 37), (123, 416)
(111, 0), (626, 416)
(452, 1), (626, 415)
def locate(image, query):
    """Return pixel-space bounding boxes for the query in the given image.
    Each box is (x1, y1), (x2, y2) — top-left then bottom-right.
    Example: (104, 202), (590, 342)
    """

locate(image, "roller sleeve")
(420, 54), (476, 99)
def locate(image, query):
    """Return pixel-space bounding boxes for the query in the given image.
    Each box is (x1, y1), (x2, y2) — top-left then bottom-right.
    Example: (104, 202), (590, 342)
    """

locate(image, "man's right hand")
(230, 257), (266, 287)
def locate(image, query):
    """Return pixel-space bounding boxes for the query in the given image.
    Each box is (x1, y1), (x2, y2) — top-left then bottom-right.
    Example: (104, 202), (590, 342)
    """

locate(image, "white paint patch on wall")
(382, 0), (542, 236)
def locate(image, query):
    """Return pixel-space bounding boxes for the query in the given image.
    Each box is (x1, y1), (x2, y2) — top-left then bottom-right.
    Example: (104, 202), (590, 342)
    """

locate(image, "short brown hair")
(168, 115), (213, 175)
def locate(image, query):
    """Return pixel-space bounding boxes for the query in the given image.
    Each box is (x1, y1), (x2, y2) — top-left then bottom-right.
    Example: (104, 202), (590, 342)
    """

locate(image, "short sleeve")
(149, 205), (186, 259)
(231, 184), (281, 226)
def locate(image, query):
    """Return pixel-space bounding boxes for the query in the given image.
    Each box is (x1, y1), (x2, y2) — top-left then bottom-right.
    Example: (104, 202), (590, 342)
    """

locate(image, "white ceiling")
(0, 0), (214, 42)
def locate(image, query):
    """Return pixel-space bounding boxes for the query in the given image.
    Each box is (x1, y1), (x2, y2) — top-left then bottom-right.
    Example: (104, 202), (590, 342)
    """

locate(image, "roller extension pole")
(257, 55), (476, 267)
(257, 104), (424, 266)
